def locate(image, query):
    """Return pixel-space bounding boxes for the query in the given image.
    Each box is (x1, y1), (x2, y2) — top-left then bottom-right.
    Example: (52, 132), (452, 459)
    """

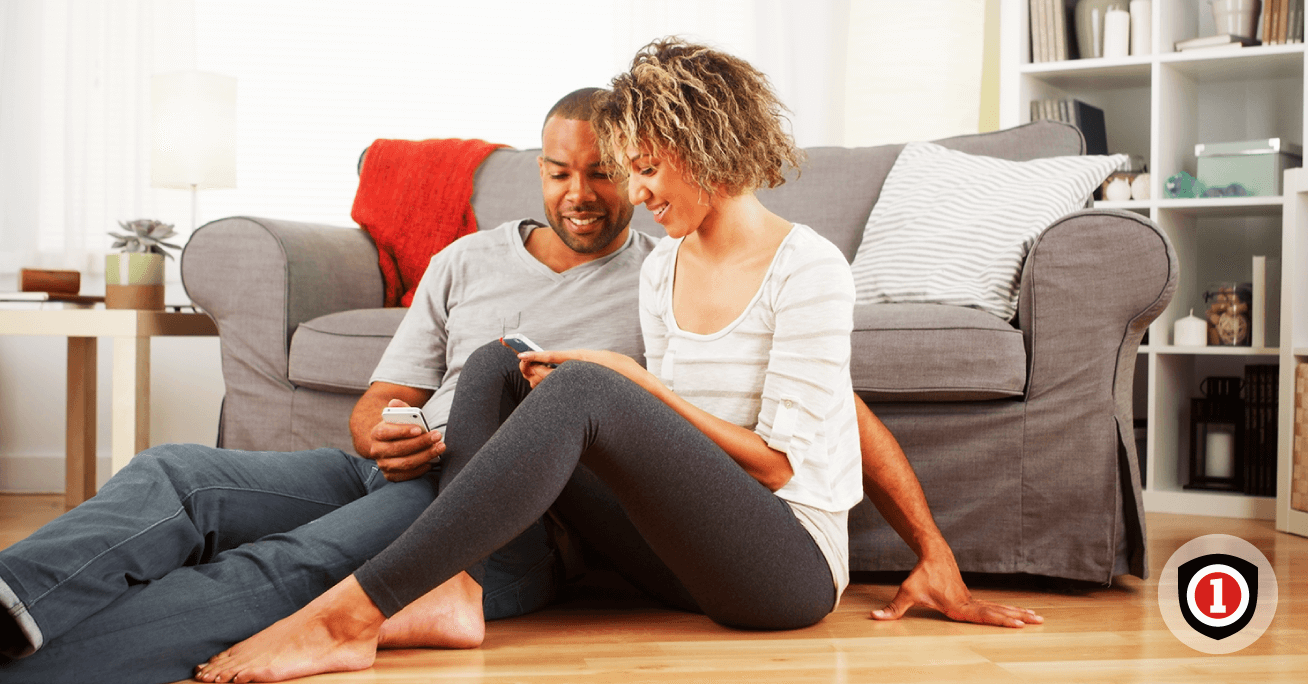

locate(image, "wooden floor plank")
(3, 495), (1307, 682)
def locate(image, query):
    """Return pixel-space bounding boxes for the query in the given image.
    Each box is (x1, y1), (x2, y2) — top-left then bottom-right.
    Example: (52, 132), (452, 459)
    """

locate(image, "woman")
(196, 38), (864, 683)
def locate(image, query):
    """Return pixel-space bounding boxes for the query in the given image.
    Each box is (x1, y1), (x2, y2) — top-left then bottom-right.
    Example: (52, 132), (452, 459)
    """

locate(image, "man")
(0, 88), (646, 683)
(2, 87), (1035, 684)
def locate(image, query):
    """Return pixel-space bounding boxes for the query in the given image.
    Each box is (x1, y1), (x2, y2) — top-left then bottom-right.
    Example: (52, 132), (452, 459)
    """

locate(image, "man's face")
(538, 117), (634, 254)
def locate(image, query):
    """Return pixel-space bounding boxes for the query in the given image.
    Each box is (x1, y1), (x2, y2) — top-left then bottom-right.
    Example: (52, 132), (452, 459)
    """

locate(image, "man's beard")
(545, 207), (629, 254)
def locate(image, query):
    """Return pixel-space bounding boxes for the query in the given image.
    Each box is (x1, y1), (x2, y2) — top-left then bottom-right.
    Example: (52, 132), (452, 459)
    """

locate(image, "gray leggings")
(354, 342), (835, 630)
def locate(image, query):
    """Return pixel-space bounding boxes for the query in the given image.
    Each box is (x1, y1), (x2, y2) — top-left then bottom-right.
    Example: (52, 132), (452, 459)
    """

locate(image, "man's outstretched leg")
(1, 473), (556, 684)
(0, 444), (380, 659)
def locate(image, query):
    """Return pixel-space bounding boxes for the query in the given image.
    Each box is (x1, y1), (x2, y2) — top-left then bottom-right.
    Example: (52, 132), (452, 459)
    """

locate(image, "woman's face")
(624, 145), (712, 240)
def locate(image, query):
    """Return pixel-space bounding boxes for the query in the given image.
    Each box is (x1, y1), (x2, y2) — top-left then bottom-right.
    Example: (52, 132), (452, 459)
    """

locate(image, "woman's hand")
(516, 349), (653, 389)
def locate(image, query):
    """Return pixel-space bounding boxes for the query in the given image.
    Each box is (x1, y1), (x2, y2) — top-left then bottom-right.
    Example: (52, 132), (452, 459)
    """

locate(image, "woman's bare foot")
(378, 570), (485, 649)
(194, 575), (385, 683)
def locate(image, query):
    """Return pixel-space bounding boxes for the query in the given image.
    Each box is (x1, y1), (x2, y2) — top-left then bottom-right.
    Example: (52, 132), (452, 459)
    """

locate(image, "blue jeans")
(0, 444), (559, 684)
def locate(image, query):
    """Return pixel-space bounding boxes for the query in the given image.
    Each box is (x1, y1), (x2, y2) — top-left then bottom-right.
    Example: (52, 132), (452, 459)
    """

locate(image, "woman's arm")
(518, 350), (794, 490)
(856, 398), (1043, 628)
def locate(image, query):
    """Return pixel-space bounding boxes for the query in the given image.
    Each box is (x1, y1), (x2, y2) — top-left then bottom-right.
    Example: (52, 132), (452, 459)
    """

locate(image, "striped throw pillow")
(849, 141), (1126, 320)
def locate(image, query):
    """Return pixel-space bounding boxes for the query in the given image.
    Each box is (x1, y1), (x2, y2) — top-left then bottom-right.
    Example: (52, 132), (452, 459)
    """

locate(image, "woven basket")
(1294, 364), (1308, 512)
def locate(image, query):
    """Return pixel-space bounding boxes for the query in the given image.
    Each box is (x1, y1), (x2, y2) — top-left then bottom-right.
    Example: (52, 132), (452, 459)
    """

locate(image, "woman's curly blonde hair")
(594, 37), (803, 197)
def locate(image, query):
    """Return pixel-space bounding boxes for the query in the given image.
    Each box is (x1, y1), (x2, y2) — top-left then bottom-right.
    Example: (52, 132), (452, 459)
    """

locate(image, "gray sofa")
(182, 120), (1176, 584)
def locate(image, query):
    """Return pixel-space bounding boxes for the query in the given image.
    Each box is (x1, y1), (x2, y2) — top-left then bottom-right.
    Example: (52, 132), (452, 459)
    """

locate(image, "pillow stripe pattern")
(849, 141), (1126, 320)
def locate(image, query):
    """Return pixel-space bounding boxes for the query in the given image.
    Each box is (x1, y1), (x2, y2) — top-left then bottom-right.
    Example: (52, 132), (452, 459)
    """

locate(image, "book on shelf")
(1030, 0), (1046, 62)
(1051, 0), (1069, 61)
(1029, 0), (1072, 62)
(1263, 0), (1273, 43)
(1174, 34), (1261, 51)
(1030, 98), (1107, 155)
(1243, 364), (1278, 497)
(1295, 0), (1305, 43)
(1251, 255), (1281, 348)
(1263, 0), (1304, 45)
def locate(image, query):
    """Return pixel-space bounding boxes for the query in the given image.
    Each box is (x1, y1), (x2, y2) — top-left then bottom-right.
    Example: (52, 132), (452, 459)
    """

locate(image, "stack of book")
(1175, 34), (1261, 52)
(1262, 0), (1304, 45)
(1243, 364), (1279, 497)
(1029, 0), (1073, 62)
(1029, 98), (1108, 155)
(0, 268), (103, 306)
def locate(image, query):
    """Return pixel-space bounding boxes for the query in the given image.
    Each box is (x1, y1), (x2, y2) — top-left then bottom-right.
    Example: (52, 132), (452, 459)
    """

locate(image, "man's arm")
(350, 381), (444, 481)
(855, 396), (1042, 628)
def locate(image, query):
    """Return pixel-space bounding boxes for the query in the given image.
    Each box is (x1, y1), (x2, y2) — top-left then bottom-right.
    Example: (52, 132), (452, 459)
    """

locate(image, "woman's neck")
(683, 192), (783, 261)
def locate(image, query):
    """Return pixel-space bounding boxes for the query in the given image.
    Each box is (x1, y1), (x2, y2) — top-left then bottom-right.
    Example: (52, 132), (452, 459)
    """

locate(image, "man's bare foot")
(378, 570), (485, 649)
(194, 575), (385, 683)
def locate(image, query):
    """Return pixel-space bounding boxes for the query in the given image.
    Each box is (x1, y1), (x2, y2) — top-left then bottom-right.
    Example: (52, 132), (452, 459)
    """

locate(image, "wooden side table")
(0, 309), (218, 507)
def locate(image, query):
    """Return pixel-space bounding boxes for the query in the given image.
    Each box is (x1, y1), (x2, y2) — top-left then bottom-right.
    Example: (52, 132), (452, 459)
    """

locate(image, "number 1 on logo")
(1210, 577), (1226, 614)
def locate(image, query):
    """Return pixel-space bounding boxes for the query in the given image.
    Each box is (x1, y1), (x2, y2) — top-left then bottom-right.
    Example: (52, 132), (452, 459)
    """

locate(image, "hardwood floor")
(2, 493), (1305, 682)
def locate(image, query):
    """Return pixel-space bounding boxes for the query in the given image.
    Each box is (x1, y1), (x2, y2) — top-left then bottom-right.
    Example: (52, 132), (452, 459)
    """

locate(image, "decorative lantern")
(1187, 376), (1244, 492)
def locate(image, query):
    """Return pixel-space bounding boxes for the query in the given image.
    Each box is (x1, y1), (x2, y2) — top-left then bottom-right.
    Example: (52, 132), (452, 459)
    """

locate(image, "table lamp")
(151, 71), (237, 232)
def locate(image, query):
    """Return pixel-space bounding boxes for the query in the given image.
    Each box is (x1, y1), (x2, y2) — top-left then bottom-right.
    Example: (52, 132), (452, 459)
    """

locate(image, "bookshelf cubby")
(1000, 0), (1305, 520)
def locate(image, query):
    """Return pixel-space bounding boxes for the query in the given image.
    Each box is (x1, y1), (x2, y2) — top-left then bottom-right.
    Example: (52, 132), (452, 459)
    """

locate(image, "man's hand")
(368, 399), (446, 481)
(871, 553), (1043, 628)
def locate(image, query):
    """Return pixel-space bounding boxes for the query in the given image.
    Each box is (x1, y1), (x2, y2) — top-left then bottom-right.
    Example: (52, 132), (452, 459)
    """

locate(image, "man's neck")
(524, 223), (631, 274)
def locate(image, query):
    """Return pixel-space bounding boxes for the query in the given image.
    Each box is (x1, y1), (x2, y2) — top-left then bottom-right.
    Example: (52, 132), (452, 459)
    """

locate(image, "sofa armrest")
(181, 216), (384, 449)
(1015, 208), (1177, 579)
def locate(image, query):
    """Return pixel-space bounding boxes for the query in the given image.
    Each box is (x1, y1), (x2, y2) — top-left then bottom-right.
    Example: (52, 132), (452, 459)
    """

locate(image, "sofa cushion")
(756, 145), (901, 262)
(851, 303), (1026, 402)
(849, 141), (1125, 320)
(289, 308), (408, 393)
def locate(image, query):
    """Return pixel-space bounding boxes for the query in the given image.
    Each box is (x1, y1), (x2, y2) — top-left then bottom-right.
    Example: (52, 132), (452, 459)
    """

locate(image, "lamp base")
(105, 284), (164, 310)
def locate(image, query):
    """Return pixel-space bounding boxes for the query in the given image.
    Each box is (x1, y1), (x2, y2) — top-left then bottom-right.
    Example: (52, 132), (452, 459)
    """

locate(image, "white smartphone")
(382, 406), (430, 431)
(501, 333), (557, 368)
(500, 333), (544, 354)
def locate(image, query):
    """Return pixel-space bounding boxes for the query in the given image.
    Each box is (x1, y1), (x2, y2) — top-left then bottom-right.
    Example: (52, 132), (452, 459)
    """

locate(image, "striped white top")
(639, 224), (864, 595)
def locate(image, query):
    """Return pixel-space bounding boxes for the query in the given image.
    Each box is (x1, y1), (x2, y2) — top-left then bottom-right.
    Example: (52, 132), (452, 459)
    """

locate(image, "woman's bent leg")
(357, 346), (833, 629)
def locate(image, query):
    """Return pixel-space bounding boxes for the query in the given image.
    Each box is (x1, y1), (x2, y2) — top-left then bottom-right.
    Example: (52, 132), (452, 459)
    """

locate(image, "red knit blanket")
(351, 138), (506, 307)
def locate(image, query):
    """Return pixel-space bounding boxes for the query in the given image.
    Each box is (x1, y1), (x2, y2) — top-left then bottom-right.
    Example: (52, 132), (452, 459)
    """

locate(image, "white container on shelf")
(1104, 9), (1132, 58)
(1130, 0), (1152, 55)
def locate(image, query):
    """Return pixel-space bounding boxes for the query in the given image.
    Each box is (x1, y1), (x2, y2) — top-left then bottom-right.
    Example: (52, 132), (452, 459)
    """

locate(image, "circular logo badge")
(1158, 534), (1278, 654)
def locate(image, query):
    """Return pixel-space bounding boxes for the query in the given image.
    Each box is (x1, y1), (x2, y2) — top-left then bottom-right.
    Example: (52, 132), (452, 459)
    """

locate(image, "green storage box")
(1195, 138), (1302, 196)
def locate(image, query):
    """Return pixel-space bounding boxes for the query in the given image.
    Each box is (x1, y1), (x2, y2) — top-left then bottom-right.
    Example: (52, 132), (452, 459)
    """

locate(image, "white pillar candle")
(1205, 431), (1235, 479)
(1174, 309), (1208, 347)
(1130, 1), (1152, 56)
(1103, 10), (1132, 58)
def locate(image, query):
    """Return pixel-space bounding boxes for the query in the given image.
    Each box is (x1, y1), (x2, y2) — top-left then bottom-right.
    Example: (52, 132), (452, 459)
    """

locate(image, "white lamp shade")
(152, 71), (237, 189)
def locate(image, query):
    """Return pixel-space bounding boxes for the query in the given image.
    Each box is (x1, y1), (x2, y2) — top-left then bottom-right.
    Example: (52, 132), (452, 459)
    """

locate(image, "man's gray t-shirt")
(371, 219), (658, 430)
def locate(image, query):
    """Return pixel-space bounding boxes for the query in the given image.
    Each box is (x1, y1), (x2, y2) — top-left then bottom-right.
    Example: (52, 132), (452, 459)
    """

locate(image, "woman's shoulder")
(779, 224), (852, 273)
(640, 236), (682, 289)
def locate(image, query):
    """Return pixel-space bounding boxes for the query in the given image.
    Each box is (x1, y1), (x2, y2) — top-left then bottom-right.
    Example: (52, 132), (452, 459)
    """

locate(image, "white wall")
(0, 0), (990, 492)
(844, 0), (988, 146)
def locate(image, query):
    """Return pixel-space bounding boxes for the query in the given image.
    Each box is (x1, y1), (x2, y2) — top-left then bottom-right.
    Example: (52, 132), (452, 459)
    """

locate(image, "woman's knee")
(464, 339), (520, 372)
(542, 360), (623, 393)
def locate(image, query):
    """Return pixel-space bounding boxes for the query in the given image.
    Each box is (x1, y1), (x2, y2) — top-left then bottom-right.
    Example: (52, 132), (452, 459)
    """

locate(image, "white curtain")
(0, 0), (989, 284)
(191, 0), (852, 230)
(0, 0), (196, 278)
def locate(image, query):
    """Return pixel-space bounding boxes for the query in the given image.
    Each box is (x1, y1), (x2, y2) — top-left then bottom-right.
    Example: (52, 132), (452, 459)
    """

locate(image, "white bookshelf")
(1000, 0), (1305, 520)
(1278, 168), (1308, 536)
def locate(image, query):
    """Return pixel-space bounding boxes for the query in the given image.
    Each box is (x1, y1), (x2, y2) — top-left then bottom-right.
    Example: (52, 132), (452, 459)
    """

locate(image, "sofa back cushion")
(469, 120), (1084, 266)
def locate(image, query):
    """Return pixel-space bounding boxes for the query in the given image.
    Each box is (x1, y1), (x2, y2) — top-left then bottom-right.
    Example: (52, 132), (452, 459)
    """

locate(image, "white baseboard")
(0, 455), (113, 493)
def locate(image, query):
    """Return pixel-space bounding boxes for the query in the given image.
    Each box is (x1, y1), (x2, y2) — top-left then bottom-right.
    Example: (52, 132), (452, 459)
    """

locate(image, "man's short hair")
(543, 87), (607, 130)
